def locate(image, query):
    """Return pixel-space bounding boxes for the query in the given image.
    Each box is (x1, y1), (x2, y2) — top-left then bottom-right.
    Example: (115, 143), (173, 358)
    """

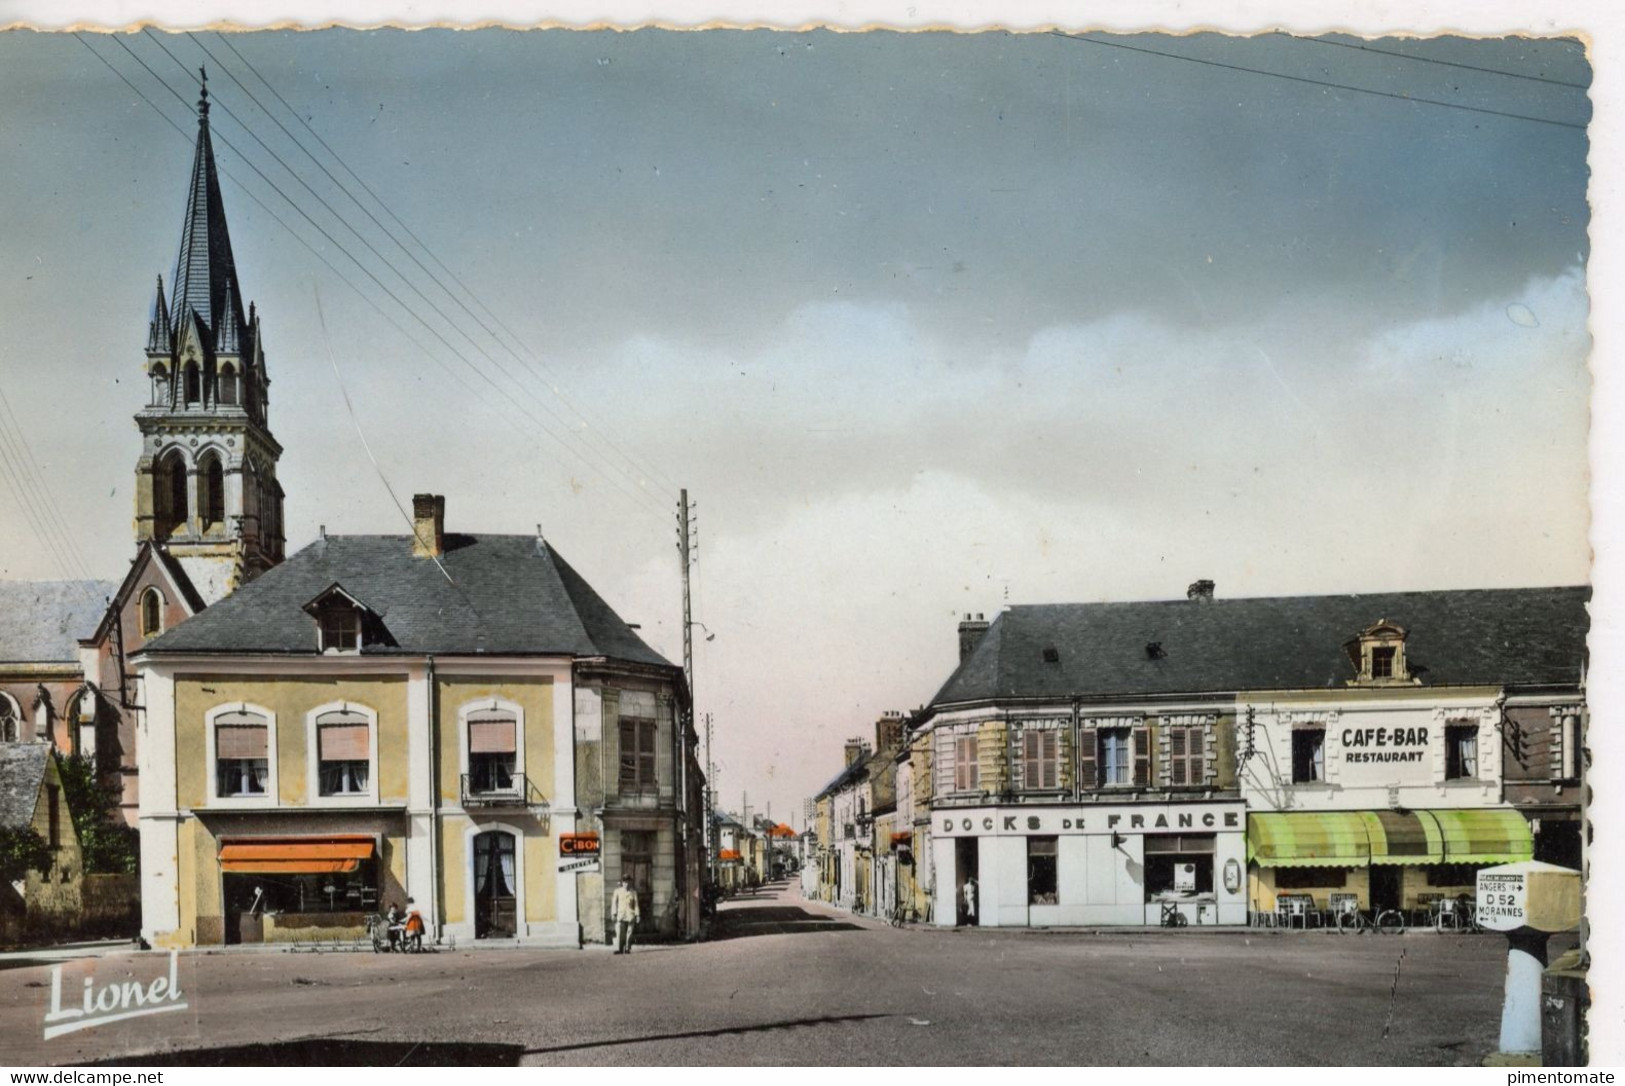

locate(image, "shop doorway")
(1369, 864), (1402, 914)
(473, 831), (517, 939)
(955, 837), (980, 925)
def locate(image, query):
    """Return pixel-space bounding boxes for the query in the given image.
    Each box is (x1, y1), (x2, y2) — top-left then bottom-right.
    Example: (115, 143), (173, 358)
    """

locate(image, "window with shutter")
(619, 716), (659, 793)
(1078, 729), (1099, 789)
(1021, 730), (1058, 790)
(1132, 725), (1152, 786)
(316, 710), (371, 796)
(1100, 729), (1131, 786)
(215, 710), (270, 797)
(1168, 725), (1205, 786)
(954, 734), (980, 792)
(468, 710), (517, 792)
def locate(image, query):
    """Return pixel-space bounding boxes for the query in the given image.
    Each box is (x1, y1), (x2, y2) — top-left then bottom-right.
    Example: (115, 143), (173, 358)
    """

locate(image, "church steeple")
(134, 68), (285, 602)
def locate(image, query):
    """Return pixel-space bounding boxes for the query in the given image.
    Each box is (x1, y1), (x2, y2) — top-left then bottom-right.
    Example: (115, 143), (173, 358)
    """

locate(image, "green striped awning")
(1247, 812), (1371, 867)
(1248, 809), (1530, 868)
(1364, 810), (1445, 865)
(1430, 808), (1534, 864)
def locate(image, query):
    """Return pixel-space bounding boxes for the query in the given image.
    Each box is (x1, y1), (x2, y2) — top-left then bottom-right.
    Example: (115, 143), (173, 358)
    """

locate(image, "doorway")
(473, 831), (517, 939)
(1369, 864), (1402, 913)
(955, 836), (980, 926)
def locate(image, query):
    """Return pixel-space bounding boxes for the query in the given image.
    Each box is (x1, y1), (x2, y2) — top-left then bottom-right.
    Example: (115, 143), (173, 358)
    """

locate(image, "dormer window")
(1348, 620), (1411, 685)
(302, 583), (382, 655)
(320, 608), (359, 653)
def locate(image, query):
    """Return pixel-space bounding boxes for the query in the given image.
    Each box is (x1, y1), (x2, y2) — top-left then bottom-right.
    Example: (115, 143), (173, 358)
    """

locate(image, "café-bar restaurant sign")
(937, 804), (1242, 837)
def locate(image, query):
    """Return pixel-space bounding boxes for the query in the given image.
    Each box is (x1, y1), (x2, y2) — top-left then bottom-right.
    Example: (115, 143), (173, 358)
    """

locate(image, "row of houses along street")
(806, 587), (1587, 931)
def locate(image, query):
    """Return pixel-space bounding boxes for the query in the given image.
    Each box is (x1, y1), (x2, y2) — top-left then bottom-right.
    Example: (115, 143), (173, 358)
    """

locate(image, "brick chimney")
(958, 612), (990, 660)
(875, 710), (905, 753)
(1187, 579), (1215, 602)
(844, 737), (870, 767)
(412, 494), (445, 558)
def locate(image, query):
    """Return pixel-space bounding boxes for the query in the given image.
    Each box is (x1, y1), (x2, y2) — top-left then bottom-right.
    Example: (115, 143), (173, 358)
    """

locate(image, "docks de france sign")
(936, 804), (1243, 837)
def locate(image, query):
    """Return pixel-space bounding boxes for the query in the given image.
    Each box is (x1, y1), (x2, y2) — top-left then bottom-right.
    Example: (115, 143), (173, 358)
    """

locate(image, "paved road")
(1, 882), (1516, 1066)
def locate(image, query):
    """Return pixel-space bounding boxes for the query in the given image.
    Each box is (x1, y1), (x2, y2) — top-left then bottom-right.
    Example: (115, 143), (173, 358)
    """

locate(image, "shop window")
(1427, 864), (1482, 887)
(1445, 724), (1479, 780)
(1275, 866), (1349, 890)
(1028, 836), (1058, 904)
(467, 709), (517, 793)
(618, 715), (659, 795)
(316, 710), (371, 796)
(1292, 729), (1325, 784)
(953, 734), (979, 792)
(1020, 730), (1059, 791)
(223, 858), (379, 916)
(215, 710), (270, 797)
(1167, 725), (1205, 786)
(1144, 834), (1214, 897)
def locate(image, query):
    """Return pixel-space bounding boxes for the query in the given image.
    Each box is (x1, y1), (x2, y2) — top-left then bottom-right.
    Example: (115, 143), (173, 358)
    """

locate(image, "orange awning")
(219, 836), (375, 875)
(717, 849), (742, 862)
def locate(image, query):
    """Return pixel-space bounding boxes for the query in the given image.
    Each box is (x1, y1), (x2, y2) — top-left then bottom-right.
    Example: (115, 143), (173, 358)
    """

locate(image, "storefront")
(216, 833), (384, 944)
(930, 801), (1248, 927)
(1246, 808), (1533, 918)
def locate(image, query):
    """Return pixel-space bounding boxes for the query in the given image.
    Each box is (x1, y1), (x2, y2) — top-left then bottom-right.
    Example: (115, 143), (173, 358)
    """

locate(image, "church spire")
(146, 274), (171, 353)
(169, 65), (247, 356)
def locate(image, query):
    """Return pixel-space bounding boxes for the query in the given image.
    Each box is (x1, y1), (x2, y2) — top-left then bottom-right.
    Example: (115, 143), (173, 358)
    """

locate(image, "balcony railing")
(460, 772), (549, 814)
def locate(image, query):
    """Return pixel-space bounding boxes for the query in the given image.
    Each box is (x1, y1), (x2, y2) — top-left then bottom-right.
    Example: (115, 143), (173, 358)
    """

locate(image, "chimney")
(875, 710), (905, 753)
(958, 612), (991, 661)
(844, 737), (870, 767)
(1187, 579), (1215, 602)
(412, 494), (445, 558)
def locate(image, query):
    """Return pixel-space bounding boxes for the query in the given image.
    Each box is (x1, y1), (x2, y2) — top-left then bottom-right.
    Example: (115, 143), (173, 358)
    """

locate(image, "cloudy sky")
(0, 24), (1594, 826)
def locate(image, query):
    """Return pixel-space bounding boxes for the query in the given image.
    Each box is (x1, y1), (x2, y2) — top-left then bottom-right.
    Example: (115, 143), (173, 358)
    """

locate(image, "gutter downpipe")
(1070, 696), (1082, 803)
(427, 654), (443, 939)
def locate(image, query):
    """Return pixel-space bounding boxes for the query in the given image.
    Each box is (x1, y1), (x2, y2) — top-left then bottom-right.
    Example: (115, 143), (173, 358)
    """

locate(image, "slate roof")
(160, 84), (250, 359)
(0, 744), (48, 830)
(0, 581), (116, 663)
(930, 586), (1590, 708)
(815, 758), (869, 800)
(138, 534), (674, 668)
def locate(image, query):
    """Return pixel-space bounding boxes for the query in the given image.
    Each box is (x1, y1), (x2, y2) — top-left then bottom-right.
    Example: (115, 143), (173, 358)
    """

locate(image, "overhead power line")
(134, 31), (672, 522)
(87, 33), (670, 524)
(1048, 30), (1588, 131)
(1287, 34), (1590, 91)
(202, 31), (685, 504)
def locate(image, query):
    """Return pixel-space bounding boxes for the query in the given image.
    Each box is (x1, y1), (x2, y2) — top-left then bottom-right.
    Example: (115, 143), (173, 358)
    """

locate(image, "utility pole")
(680, 489), (714, 888)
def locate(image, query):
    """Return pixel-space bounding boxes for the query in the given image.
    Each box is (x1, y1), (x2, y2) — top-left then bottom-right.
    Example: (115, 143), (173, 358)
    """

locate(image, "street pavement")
(1, 881), (1520, 1066)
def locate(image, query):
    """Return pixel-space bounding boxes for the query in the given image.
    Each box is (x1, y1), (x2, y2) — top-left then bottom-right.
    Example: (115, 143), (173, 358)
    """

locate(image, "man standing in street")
(611, 873), (641, 954)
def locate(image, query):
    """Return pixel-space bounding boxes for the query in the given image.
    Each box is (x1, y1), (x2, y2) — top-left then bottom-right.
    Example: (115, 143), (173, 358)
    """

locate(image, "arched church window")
(199, 453), (225, 533)
(183, 362), (201, 405)
(0, 692), (20, 743)
(150, 363), (170, 406)
(219, 364), (239, 406)
(140, 587), (164, 637)
(153, 449), (188, 540)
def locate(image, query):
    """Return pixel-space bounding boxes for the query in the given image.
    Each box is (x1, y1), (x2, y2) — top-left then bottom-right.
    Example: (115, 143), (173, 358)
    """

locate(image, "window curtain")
(498, 843), (516, 897)
(1458, 732), (1478, 777)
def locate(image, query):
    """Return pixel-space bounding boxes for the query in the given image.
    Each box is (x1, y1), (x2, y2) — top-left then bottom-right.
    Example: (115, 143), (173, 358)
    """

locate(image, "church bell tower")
(134, 70), (285, 603)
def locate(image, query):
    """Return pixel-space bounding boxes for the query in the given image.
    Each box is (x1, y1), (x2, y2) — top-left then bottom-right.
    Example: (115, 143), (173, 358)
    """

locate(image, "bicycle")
(1336, 907), (1406, 934)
